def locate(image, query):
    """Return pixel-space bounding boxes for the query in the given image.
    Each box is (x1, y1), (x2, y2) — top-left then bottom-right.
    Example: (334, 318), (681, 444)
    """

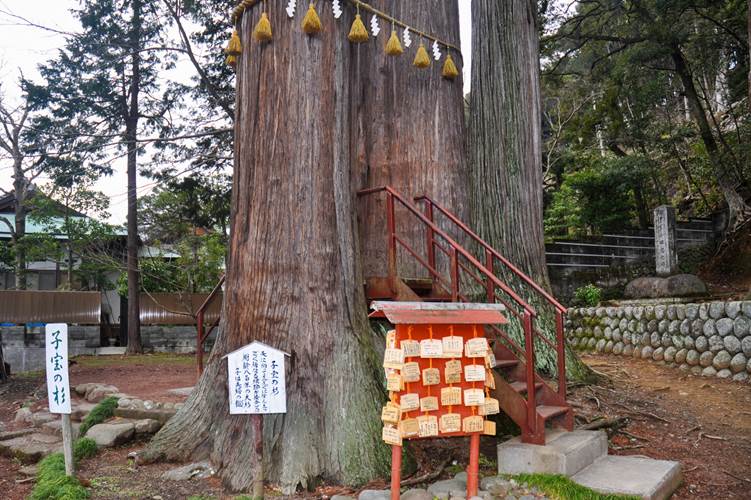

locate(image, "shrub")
(78, 396), (118, 437)
(575, 284), (601, 307)
(73, 437), (98, 461)
(30, 453), (89, 500)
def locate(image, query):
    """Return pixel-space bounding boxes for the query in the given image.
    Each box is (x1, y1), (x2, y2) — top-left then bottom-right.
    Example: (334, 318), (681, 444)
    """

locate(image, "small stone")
(161, 460), (215, 481)
(743, 337), (751, 357)
(726, 302), (742, 319)
(672, 335), (685, 349)
(708, 335), (724, 353)
(30, 412), (56, 427)
(716, 318), (734, 337)
(703, 320), (716, 337)
(428, 479), (467, 497)
(742, 302), (751, 318)
(685, 336), (695, 349)
(634, 307), (644, 320)
(691, 366), (703, 376)
(134, 419), (161, 435)
(717, 369), (732, 379)
(85, 384), (120, 403)
(331, 496), (356, 500)
(680, 319), (691, 336)
(596, 339), (606, 353)
(699, 303), (709, 320)
(676, 305), (686, 320)
(713, 350), (732, 370)
(735, 317), (750, 337)
(699, 351), (714, 367)
(14, 407), (32, 423)
(624, 306), (634, 319)
(655, 305), (666, 320)
(730, 353), (747, 373)
(748, 357), (751, 373)
(661, 333), (673, 347)
(667, 305), (677, 320)
(685, 304), (699, 320)
(733, 372), (749, 382)
(691, 319), (704, 338)
(647, 320), (658, 333)
(644, 305), (655, 319)
(702, 366), (717, 377)
(623, 344), (634, 356)
(675, 348), (687, 364)
(695, 336), (708, 352)
(402, 489), (432, 500)
(613, 342), (624, 355)
(658, 320), (669, 334)
(605, 340), (614, 353)
(653, 347), (665, 361)
(641, 346), (654, 359)
(724, 336), (742, 354)
(664, 346), (677, 363)
(679, 363), (690, 371)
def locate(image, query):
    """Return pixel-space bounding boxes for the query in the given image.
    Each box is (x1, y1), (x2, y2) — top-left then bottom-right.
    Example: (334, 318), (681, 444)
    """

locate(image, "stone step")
(497, 429), (607, 476)
(572, 455), (682, 500)
(0, 432), (62, 464)
(41, 419), (81, 439)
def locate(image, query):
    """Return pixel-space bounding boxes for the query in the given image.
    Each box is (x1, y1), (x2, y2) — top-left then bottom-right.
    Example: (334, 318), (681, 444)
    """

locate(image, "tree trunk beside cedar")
(13, 170), (27, 291)
(469, 0), (591, 380)
(143, 2), (467, 492)
(126, 0), (143, 354)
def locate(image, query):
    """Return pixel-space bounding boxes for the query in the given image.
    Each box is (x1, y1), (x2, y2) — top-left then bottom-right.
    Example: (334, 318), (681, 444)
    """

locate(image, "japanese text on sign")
(45, 324), (71, 414)
(227, 341), (287, 414)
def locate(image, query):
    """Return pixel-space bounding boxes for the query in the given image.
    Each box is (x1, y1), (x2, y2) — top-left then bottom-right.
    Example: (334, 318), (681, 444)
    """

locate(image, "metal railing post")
(485, 249), (494, 302)
(450, 247), (459, 302)
(386, 193), (398, 295)
(523, 311), (536, 436)
(556, 310), (566, 398)
(424, 200), (436, 273)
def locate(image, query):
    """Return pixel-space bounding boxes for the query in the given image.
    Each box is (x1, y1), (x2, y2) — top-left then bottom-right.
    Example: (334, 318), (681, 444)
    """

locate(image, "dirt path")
(571, 354), (751, 499)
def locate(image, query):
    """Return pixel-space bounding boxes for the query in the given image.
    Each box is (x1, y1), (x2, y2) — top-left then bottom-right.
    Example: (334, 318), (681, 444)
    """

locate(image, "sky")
(0, 0), (473, 225)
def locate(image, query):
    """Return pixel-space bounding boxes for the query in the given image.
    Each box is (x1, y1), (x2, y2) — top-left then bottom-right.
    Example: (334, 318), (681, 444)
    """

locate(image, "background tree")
(144, 1), (468, 493)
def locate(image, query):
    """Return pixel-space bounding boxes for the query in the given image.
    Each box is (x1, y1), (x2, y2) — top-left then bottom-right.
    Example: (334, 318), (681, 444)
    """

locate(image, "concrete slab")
(0, 433), (62, 463)
(497, 429), (607, 476)
(95, 347), (127, 355)
(573, 455), (682, 500)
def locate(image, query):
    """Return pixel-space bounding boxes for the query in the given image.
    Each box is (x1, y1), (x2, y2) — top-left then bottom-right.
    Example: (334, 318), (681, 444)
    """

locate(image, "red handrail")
(196, 275), (225, 376)
(414, 194), (568, 398)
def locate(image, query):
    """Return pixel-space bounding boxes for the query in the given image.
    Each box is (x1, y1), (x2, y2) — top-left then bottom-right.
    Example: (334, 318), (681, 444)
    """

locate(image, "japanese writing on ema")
(227, 341), (287, 415)
(45, 324), (71, 414)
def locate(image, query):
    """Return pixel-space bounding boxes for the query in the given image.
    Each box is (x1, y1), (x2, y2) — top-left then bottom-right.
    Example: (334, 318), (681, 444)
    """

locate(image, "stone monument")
(653, 205), (678, 276)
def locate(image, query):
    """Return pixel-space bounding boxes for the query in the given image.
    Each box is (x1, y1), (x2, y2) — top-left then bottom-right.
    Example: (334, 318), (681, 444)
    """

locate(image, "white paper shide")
(45, 324), (71, 414)
(227, 341), (287, 415)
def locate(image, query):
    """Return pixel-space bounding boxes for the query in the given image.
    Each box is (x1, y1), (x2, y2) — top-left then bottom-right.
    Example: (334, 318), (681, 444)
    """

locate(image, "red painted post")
(450, 247), (459, 302)
(467, 433), (480, 497)
(424, 200), (436, 273)
(485, 248), (494, 302)
(556, 310), (566, 398)
(386, 193), (398, 296)
(523, 311), (536, 437)
(391, 445), (401, 500)
(196, 310), (204, 377)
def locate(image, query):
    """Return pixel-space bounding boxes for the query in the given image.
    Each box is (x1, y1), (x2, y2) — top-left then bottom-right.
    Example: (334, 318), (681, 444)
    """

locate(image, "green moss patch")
(78, 396), (119, 437)
(30, 453), (89, 500)
(512, 473), (639, 500)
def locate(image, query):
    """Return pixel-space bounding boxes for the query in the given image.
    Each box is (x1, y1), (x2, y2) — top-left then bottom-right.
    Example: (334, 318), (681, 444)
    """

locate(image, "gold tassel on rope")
(442, 54), (459, 79)
(385, 29), (403, 56)
(254, 12), (273, 41)
(413, 42), (431, 69)
(348, 14), (369, 43)
(302, 3), (322, 35)
(224, 29), (242, 68)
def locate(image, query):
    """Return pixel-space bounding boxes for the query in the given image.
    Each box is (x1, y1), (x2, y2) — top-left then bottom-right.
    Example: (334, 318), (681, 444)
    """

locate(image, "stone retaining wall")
(567, 301), (751, 382)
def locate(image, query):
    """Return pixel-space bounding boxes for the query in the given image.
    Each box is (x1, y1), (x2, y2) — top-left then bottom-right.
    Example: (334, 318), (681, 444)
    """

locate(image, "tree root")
(400, 457), (451, 487)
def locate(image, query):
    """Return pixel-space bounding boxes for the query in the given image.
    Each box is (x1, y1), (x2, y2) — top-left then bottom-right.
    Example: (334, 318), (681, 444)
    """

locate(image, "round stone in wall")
(623, 344), (634, 356)
(623, 332), (631, 345)
(634, 307), (644, 320)
(619, 318), (628, 331)
(730, 353), (747, 374)
(708, 335), (724, 353)
(691, 319), (704, 338)
(672, 335), (684, 349)
(668, 320), (680, 335)
(703, 319), (716, 337)
(679, 363), (690, 371)
(605, 340), (614, 353)
(717, 369), (732, 379)
(686, 349), (699, 366)
(596, 339), (606, 353)
(734, 317), (750, 338)
(633, 345), (642, 358)
(664, 346), (677, 363)
(726, 301), (741, 319)
(675, 348), (687, 364)
(624, 306), (634, 319)
(747, 357), (751, 373)
(695, 336), (708, 352)
(613, 342), (624, 355)
(642, 346), (654, 359)
(653, 347), (665, 361)
(647, 319), (658, 333)
(716, 318), (734, 337)
(606, 307), (617, 318)
(658, 319), (669, 334)
(676, 305), (686, 320)
(595, 307), (606, 317)
(604, 327), (612, 340)
(655, 305), (666, 320)
(667, 305), (677, 320)
(709, 301), (725, 319)
(733, 372), (749, 382)
(651, 332), (661, 347)
(691, 365), (703, 376)
(713, 350), (732, 370)
(741, 336), (751, 357)
(569, 338), (579, 348)
(684, 336), (695, 349)
(742, 301), (751, 318)
(699, 351), (714, 367)
(702, 366), (717, 377)
(613, 329), (622, 342)
(644, 305), (655, 320)
(724, 336), (741, 354)
(699, 303), (709, 320)
(685, 304), (699, 320)
(680, 319), (691, 336)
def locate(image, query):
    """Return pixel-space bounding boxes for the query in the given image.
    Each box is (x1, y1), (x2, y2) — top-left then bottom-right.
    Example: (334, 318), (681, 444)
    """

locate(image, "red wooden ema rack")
(370, 302), (508, 500)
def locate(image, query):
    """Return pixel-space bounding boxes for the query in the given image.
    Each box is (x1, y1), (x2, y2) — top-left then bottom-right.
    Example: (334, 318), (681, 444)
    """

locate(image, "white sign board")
(227, 341), (287, 415)
(45, 323), (71, 414)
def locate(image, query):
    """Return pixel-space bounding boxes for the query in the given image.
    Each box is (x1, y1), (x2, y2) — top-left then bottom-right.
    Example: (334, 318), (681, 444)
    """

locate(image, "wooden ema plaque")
(390, 323), (495, 440)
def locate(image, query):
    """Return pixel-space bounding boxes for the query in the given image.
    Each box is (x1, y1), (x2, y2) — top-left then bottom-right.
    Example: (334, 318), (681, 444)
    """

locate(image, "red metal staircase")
(359, 186), (573, 445)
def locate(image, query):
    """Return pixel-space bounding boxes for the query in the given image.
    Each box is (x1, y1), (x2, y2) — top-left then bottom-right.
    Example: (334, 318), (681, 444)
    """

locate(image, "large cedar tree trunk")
(469, 0), (590, 380)
(143, 2), (467, 492)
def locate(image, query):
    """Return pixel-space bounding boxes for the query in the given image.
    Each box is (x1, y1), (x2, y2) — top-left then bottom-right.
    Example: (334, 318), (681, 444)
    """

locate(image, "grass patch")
(78, 396), (119, 437)
(513, 473), (640, 500)
(30, 453), (89, 500)
(73, 437), (98, 461)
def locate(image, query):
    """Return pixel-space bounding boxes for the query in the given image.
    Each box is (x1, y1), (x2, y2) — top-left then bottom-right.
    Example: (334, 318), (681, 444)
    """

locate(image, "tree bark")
(469, 0), (590, 380)
(671, 48), (750, 228)
(12, 170), (27, 290)
(126, 0), (143, 354)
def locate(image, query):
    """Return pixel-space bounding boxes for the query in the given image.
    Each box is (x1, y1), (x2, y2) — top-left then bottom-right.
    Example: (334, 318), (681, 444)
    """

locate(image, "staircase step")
(494, 359), (519, 369)
(498, 429), (607, 476)
(572, 455), (682, 500)
(509, 381), (543, 394)
(536, 405), (569, 421)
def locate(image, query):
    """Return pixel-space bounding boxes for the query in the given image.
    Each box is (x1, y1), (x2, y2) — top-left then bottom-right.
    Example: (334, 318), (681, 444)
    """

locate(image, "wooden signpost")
(45, 323), (74, 475)
(226, 341), (289, 499)
(370, 302), (507, 500)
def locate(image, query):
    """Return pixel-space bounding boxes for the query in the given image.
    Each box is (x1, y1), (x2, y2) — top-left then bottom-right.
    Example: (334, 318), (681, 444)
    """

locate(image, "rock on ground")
(0, 433), (62, 463)
(161, 460), (215, 481)
(85, 422), (135, 447)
